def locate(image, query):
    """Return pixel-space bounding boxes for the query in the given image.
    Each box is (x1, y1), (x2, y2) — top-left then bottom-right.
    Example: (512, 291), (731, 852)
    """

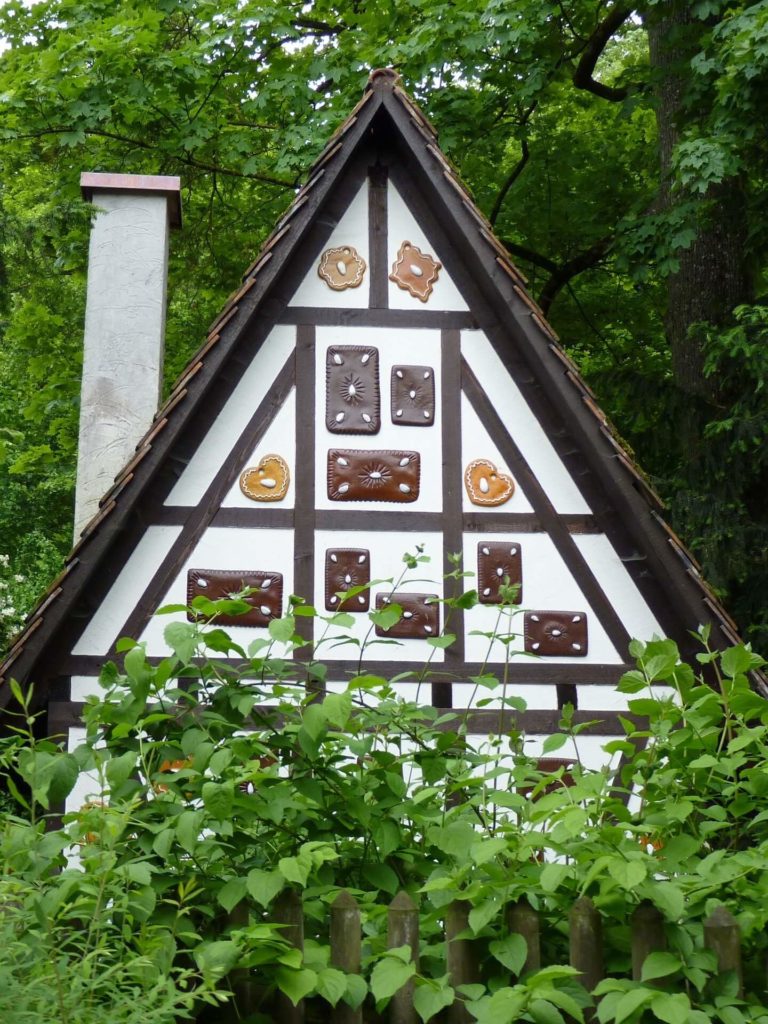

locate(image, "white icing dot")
(396, 370), (404, 379)
(337, 456), (348, 466)
(479, 477), (490, 493)
(396, 409), (403, 417)
(369, 471), (382, 479)
(409, 389), (416, 399)
(197, 578), (208, 588)
(424, 625), (433, 634)
(330, 595), (337, 604)
(483, 587), (491, 596)
(399, 457), (410, 467)
(532, 642), (540, 650)
(358, 596), (365, 604)
(344, 574), (352, 584)
(347, 384), (356, 396)
(423, 371), (430, 379)
(260, 606), (271, 616)
(262, 578), (272, 589)
(330, 553), (338, 563)
(481, 546), (490, 556)
(335, 412), (345, 422)
(333, 353), (343, 365)
(531, 615), (540, 622)
(362, 413), (372, 423)
(572, 643), (582, 651)
(337, 483), (350, 494)
(403, 611), (413, 619)
(423, 410), (430, 418)
(399, 483), (411, 494)
(573, 615), (582, 623)
(361, 352), (371, 364)
(551, 629), (562, 637)
(336, 260), (347, 275)
(357, 555), (366, 564)
(409, 263), (424, 277)
(510, 547), (517, 556)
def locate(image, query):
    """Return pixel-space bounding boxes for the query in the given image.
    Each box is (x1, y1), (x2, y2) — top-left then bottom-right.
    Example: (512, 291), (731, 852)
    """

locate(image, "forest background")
(0, 0), (765, 655)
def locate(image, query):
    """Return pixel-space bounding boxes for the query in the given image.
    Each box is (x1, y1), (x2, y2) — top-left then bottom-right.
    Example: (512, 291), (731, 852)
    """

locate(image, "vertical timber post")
(331, 891), (362, 1024)
(631, 901), (666, 982)
(570, 897), (603, 1019)
(704, 906), (742, 997)
(388, 891), (419, 1024)
(275, 890), (305, 1023)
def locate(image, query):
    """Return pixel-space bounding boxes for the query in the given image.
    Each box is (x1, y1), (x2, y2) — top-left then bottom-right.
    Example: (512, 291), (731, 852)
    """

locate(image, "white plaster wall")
(461, 530), (622, 664)
(312, 530), (445, 663)
(288, 183), (370, 308)
(72, 526), (182, 656)
(452, 681), (559, 711)
(165, 326), (295, 506)
(75, 193), (170, 537)
(70, 676), (102, 702)
(315, 327), (444, 512)
(572, 534), (663, 644)
(221, 388), (296, 508)
(462, 331), (592, 514)
(66, 726), (102, 817)
(387, 183), (469, 311)
(461, 393), (534, 514)
(140, 527), (295, 656)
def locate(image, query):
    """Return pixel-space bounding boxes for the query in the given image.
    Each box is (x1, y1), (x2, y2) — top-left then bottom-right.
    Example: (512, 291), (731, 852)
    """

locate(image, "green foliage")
(1, 594), (768, 1020)
(0, 1), (765, 650)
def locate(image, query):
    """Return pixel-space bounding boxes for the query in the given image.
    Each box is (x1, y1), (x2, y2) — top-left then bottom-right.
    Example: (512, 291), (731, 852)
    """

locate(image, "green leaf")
(218, 877), (248, 913)
(472, 986), (527, 1023)
(176, 810), (203, 853)
(413, 981), (454, 1022)
(269, 615), (296, 643)
(470, 836), (508, 865)
(721, 645), (757, 678)
(607, 858), (647, 889)
(542, 733), (568, 754)
(370, 956), (416, 1003)
(641, 952), (682, 982)
(650, 992), (691, 1024)
(316, 967), (347, 1007)
(489, 934), (527, 974)
(615, 988), (653, 1023)
(105, 750), (137, 790)
(275, 967), (318, 1006)
(194, 940), (240, 983)
(427, 633), (456, 649)
(343, 974), (368, 1009)
(646, 882), (684, 921)
(530, 1000), (566, 1024)
(540, 863), (570, 893)
(246, 868), (284, 907)
(202, 781), (234, 819)
(164, 620), (198, 662)
(468, 897), (502, 933)
(369, 604), (402, 630)
(323, 691), (352, 728)
(361, 862), (400, 894)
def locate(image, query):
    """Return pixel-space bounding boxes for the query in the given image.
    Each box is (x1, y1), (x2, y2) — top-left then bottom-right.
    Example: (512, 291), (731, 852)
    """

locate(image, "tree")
(0, 0), (764, 648)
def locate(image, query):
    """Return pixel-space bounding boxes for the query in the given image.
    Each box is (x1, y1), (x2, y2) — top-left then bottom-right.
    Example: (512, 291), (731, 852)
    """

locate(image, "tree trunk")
(645, 2), (752, 400)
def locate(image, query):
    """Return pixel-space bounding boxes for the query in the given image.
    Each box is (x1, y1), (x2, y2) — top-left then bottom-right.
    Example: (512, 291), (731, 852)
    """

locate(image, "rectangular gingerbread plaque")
(187, 569), (283, 626)
(374, 592), (440, 638)
(524, 610), (588, 656)
(325, 549), (371, 611)
(326, 345), (380, 434)
(391, 365), (435, 426)
(327, 449), (420, 502)
(477, 541), (522, 604)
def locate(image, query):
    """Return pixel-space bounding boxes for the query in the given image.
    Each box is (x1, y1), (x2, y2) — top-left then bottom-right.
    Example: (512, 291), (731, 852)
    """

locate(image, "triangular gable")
(2, 69), (760, 738)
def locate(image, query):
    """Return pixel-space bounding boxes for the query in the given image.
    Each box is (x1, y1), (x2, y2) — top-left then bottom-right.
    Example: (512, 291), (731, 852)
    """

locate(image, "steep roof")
(0, 68), (757, 706)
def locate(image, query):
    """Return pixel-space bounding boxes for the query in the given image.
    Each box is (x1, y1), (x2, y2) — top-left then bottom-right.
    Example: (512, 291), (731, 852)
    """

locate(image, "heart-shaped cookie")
(464, 458), (515, 506)
(240, 454), (290, 502)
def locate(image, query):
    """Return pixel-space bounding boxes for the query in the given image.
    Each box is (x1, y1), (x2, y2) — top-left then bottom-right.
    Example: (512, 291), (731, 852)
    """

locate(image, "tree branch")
(538, 236), (613, 313)
(572, 2), (635, 102)
(490, 139), (530, 225)
(499, 239), (558, 276)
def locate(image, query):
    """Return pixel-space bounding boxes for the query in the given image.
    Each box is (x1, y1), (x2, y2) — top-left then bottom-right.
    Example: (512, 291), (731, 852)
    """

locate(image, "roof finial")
(367, 67), (402, 91)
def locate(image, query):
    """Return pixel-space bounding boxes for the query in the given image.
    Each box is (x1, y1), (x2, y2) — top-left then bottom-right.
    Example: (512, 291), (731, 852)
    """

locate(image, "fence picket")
(569, 896), (603, 1018)
(275, 889), (305, 1024)
(631, 901), (665, 982)
(705, 905), (742, 997)
(388, 891), (419, 1024)
(445, 900), (478, 1024)
(331, 890), (363, 1024)
(507, 900), (541, 975)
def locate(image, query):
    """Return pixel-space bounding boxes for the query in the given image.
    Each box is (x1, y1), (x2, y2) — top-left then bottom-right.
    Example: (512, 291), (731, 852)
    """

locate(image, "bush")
(1, 589), (767, 1022)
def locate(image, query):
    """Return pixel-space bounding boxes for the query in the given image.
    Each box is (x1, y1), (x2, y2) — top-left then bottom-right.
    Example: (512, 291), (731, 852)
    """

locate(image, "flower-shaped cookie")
(318, 245), (367, 290)
(389, 241), (441, 302)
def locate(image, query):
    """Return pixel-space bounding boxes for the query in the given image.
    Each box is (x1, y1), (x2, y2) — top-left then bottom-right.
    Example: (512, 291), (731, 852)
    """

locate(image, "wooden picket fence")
(222, 890), (745, 1024)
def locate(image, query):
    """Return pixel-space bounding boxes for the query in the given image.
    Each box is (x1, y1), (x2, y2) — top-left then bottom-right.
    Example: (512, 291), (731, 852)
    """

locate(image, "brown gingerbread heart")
(464, 458), (515, 506)
(239, 454), (290, 502)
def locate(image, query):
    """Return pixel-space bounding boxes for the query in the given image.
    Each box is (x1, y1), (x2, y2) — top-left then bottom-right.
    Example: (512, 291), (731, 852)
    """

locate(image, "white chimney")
(75, 173), (182, 538)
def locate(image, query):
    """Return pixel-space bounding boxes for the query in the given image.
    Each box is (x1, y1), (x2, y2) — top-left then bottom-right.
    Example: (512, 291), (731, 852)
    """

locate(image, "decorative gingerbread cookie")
(326, 346), (380, 434)
(317, 245), (367, 290)
(389, 241), (441, 302)
(325, 549), (370, 611)
(477, 542), (522, 604)
(464, 459), (515, 506)
(186, 569), (283, 626)
(391, 365), (435, 425)
(374, 593), (440, 638)
(327, 449), (420, 502)
(524, 611), (588, 657)
(239, 454), (290, 502)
